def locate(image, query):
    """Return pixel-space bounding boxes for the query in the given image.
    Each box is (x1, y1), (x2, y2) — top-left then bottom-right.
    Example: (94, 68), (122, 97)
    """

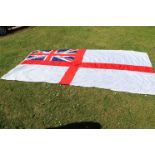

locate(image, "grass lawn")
(0, 26), (155, 128)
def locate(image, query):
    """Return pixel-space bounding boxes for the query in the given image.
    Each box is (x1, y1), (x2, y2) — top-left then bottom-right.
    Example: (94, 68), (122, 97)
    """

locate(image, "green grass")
(0, 26), (155, 128)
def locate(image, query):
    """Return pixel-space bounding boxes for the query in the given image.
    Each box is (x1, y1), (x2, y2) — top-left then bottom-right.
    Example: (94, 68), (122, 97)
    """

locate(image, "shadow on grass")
(48, 121), (102, 129)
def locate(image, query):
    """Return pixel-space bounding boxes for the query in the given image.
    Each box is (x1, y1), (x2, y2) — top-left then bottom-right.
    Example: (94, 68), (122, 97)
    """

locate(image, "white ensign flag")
(1, 49), (155, 95)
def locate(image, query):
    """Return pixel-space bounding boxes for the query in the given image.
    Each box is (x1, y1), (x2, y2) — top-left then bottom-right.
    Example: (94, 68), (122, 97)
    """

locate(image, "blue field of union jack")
(31, 50), (51, 55)
(51, 56), (75, 62)
(26, 55), (47, 60)
(55, 49), (78, 54)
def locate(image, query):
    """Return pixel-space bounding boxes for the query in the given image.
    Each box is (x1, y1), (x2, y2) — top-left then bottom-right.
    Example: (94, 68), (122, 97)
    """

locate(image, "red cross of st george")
(21, 49), (154, 85)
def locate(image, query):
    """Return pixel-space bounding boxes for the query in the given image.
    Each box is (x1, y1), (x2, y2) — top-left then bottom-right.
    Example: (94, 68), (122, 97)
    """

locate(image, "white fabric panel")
(71, 68), (155, 95)
(83, 50), (152, 67)
(1, 64), (68, 83)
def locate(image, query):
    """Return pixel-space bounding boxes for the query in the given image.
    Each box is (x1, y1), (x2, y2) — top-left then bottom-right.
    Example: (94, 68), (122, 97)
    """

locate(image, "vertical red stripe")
(45, 50), (56, 61)
(59, 66), (79, 85)
(59, 49), (86, 85)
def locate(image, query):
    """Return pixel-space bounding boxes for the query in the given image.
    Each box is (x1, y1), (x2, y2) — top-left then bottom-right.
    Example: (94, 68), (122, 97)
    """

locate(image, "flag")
(1, 49), (155, 95)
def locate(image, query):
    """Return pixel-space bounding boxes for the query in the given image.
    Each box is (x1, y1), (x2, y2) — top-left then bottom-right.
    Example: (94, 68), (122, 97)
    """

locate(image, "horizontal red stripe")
(80, 62), (154, 73)
(22, 60), (73, 66)
(21, 60), (154, 73)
